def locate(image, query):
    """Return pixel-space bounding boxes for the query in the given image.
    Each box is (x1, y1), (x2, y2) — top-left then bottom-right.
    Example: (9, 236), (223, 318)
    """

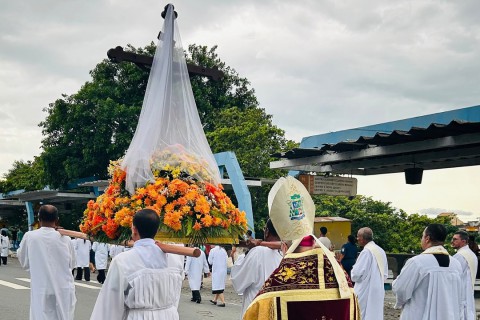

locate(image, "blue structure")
(214, 151), (255, 236)
(300, 105), (480, 148)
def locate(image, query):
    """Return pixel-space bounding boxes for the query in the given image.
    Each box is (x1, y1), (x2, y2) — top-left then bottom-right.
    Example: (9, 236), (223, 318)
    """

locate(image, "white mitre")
(268, 176), (315, 241)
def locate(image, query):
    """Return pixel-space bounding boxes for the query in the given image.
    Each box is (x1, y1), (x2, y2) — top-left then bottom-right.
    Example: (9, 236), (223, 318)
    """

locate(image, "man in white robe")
(109, 244), (125, 259)
(208, 245), (228, 307)
(231, 219), (283, 317)
(351, 227), (388, 320)
(185, 249), (210, 303)
(18, 205), (76, 320)
(91, 242), (109, 284)
(74, 238), (91, 281)
(393, 223), (464, 320)
(451, 230), (478, 320)
(90, 208), (183, 320)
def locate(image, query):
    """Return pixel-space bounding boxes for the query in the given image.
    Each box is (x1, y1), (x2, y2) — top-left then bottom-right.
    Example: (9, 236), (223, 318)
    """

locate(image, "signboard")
(298, 175), (357, 197)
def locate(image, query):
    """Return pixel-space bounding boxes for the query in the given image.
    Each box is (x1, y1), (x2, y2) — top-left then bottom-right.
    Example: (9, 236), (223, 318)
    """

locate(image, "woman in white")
(1, 230), (10, 265)
(208, 245), (228, 307)
(92, 242), (110, 284)
(185, 249), (210, 303)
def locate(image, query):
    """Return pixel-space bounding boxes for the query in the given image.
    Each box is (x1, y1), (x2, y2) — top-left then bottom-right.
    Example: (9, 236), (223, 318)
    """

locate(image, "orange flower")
(193, 221), (202, 231)
(201, 214), (213, 227)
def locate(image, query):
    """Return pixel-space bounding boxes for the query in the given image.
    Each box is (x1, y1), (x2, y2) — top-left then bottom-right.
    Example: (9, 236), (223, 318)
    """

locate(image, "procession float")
(72, 4), (248, 248)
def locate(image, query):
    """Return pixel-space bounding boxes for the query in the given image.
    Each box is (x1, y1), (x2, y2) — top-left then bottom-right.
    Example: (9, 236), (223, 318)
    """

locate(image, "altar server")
(350, 227), (388, 320)
(91, 242), (110, 284)
(90, 209), (183, 320)
(208, 245), (228, 307)
(18, 205), (76, 320)
(451, 230), (478, 320)
(109, 244), (124, 258)
(185, 248), (210, 303)
(393, 224), (464, 320)
(231, 219), (283, 317)
(74, 238), (91, 281)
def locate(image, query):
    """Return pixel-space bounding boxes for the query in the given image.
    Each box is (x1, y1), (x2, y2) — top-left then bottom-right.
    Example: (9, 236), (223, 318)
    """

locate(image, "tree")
(313, 194), (456, 253)
(0, 158), (46, 193)
(207, 106), (297, 178)
(39, 44), (264, 188)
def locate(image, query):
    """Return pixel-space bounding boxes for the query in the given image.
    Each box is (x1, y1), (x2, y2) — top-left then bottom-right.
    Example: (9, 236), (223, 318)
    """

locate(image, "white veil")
(121, 4), (221, 194)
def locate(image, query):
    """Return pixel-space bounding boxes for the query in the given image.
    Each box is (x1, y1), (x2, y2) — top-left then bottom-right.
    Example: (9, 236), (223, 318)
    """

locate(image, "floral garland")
(79, 150), (248, 244)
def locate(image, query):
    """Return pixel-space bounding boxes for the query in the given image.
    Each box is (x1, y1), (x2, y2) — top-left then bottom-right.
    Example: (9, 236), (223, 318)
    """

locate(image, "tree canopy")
(314, 194), (457, 254)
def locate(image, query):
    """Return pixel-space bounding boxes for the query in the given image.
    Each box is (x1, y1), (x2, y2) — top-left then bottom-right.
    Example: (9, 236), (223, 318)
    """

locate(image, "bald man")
(351, 227), (388, 320)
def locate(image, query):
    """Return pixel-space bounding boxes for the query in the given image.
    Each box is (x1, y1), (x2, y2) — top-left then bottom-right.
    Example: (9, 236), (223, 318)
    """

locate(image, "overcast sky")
(1, 0), (480, 221)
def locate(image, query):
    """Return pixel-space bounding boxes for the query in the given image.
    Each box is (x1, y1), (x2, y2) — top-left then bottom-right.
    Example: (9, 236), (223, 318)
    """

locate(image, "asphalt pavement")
(0, 257), (242, 320)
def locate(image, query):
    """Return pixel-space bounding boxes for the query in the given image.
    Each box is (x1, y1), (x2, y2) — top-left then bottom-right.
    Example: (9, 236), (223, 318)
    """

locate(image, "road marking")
(17, 278), (101, 290)
(0, 279), (29, 289)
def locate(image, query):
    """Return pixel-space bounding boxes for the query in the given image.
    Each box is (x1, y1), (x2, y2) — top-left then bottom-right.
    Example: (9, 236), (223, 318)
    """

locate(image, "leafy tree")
(207, 106), (297, 178)
(39, 44), (262, 188)
(313, 194), (457, 253)
(0, 158), (46, 193)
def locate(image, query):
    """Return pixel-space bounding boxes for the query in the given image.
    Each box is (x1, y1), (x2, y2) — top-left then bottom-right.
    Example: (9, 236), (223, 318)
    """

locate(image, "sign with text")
(299, 175), (357, 197)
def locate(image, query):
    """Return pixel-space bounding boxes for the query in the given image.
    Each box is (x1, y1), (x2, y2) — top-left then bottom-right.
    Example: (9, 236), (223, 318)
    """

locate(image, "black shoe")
(210, 300), (217, 305)
(217, 303), (226, 307)
(191, 298), (195, 302)
(196, 299), (201, 304)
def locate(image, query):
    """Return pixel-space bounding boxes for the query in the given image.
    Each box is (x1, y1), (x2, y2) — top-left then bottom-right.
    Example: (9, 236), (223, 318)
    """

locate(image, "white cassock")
(74, 238), (91, 268)
(1, 235), (10, 257)
(230, 246), (283, 317)
(92, 242), (110, 270)
(392, 247), (464, 320)
(453, 246), (478, 320)
(351, 241), (388, 320)
(185, 250), (210, 290)
(18, 227), (76, 320)
(90, 238), (183, 320)
(109, 244), (125, 259)
(208, 246), (228, 291)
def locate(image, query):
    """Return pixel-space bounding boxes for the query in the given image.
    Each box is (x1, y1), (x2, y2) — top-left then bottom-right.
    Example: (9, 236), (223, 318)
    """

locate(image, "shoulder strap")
(457, 248), (476, 289)
(364, 242), (385, 281)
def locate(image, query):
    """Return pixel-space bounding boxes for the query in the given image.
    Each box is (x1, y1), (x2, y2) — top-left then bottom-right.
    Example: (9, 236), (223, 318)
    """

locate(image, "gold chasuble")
(243, 248), (360, 320)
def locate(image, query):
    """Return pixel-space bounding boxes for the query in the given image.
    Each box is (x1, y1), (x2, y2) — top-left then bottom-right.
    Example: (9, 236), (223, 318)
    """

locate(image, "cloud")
(1, 0), (480, 220)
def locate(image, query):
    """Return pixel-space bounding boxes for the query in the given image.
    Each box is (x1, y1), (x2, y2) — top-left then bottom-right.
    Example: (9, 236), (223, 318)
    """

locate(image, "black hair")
(454, 230), (469, 241)
(320, 226), (328, 235)
(266, 219), (278, 238)
(424, 224), (447, 243)
(38, 205), (58, 222)
(348, 234), (356, 244)
(133, 209), (160, 239)
(246, 230), (253, 236)
(1, 230), (6, 237)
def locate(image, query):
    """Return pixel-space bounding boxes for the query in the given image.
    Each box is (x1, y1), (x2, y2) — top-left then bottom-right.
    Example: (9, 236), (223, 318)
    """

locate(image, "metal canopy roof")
(13, 190), (95, 203)
(270, 120), (480, 175)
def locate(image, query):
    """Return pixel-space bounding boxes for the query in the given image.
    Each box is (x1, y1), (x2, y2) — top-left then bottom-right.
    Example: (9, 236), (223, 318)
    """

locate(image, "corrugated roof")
(273, 120), (480, 159)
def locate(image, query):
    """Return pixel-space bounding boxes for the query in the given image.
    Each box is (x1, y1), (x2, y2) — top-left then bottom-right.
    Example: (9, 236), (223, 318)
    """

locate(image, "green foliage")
(39, 44), (151, 188)
(187, 45), (259, 132)
(0, 158), (46, 193)
(314, 194), (458, 253)
(207, 107), (297, 178)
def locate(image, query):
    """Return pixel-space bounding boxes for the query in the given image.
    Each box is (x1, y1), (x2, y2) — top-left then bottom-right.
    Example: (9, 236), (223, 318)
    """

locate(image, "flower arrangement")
(79, 147), (248, 244)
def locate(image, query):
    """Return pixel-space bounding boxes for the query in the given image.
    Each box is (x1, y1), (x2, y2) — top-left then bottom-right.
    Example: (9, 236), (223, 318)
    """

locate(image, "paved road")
(0, 257), (242, 320)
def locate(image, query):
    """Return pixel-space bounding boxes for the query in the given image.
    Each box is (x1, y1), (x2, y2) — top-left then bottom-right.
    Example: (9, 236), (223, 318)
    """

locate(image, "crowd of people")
(12, 196), (480, 319)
